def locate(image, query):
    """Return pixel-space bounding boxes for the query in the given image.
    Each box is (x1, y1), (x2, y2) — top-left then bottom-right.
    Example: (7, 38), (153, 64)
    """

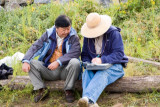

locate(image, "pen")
(97, 54), (100, 58)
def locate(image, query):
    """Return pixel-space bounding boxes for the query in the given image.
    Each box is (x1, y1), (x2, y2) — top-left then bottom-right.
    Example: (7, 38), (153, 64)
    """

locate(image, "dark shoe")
(34, 88), (49, 103)
(65, 90), (75, 103)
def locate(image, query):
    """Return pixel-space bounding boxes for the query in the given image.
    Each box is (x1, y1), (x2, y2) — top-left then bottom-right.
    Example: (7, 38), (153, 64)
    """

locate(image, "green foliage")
(124, 62), (160, 76)
(0, 0), (159, 60)
(0, 85), (33, 106)
(120, 6), (160, 59)
(0, 0), (158, 60)
(99, 91), (160, 107)
(112, 0), (159, 25)
(0, 0), (159, 76)
(0, 0), (105, 57)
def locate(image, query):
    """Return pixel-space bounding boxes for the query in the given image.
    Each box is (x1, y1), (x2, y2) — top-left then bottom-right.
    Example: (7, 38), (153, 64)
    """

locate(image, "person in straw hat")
(78, 12), (128, 107)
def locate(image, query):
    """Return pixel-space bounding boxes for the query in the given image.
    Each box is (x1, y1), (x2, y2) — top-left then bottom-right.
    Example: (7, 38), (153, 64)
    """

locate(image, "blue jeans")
(82, 64), (124, 103)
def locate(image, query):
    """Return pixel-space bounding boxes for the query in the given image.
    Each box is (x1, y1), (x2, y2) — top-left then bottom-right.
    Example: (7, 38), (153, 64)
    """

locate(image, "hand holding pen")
(91, 54), (102, 64)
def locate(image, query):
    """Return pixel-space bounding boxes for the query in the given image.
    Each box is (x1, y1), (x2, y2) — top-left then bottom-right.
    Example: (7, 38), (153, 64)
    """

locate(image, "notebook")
(82, 62), (112, 70)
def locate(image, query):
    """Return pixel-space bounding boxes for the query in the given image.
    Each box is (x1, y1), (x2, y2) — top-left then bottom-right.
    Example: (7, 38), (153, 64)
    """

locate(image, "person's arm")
(47, 61), (59, 70)
(81, 38), (91, 63)
(101, 31), (124, 64)
(22, 32), (48, 64)
(22, 32), (48, 72)
(57, 35), (81, 66)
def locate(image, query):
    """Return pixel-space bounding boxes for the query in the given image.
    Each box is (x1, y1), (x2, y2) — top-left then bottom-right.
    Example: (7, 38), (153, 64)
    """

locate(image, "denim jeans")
(82, 64), (124, 103)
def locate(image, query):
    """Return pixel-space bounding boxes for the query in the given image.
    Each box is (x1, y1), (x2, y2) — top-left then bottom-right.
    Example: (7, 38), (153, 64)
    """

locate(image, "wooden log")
(1, 75), (160, 93)
(106, 76), (160, 93)
(127, 56), (160, 67)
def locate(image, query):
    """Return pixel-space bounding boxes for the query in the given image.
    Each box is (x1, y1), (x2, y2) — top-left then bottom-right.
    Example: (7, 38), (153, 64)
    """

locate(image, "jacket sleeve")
(101, 31), (124, 64)
(57, 35), (81, 65)
(22, 32), (48, 64)
(81, 38), (91, 63)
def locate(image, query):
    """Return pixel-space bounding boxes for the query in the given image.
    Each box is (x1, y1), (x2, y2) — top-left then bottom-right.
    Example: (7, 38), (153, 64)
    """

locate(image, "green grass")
(1, 86), (160, 106)
(124, 62), (160, 76)
(99, 91), (160, 107)
(0, 0), (159, 60)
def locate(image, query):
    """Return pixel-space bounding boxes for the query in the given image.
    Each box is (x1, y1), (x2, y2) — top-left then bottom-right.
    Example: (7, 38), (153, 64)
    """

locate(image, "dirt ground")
(1, 89), (160, 107)
(6, 92), (125, 107)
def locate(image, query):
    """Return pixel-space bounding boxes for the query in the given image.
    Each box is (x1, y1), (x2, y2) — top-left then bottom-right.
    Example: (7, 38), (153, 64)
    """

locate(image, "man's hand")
(48, 61), (59, 70)
(91, 58), (102, 64)
(22, 62), (30, 72)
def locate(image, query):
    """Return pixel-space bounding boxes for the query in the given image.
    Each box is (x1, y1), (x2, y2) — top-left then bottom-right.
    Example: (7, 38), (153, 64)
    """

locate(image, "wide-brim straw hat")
(81, 12), (112, 38)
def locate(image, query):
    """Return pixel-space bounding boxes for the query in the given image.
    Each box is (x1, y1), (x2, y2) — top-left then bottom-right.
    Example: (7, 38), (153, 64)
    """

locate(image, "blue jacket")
(81, 26), (128, 65)
(22, 26), (81, 67)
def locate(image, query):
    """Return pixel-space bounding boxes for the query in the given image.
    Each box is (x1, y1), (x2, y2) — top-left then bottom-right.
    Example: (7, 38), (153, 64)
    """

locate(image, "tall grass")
(0, 0), (159, 75)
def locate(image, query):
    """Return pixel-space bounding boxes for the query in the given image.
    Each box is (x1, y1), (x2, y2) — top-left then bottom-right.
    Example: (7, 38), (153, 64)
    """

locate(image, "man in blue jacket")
(78, 13), (128, 107)
(22, 15), (81, 103)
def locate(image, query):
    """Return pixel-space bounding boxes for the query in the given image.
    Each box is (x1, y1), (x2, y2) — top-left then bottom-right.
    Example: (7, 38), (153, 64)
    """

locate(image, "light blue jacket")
(22, 26), (81, 67)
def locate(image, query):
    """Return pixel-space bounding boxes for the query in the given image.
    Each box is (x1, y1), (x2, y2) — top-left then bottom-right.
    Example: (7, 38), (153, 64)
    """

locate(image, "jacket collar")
(106, 25), (121, 35)
(46, 25), (77, 41)
(49, 27), (56, 41)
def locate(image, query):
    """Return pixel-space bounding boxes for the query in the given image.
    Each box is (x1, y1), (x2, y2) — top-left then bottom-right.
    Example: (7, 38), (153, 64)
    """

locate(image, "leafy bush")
(0, 0), (159, 61)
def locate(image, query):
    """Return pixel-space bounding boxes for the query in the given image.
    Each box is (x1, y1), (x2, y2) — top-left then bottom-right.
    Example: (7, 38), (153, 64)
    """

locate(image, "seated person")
(22, 15), (81, 103)
(78, 12), (128, 107)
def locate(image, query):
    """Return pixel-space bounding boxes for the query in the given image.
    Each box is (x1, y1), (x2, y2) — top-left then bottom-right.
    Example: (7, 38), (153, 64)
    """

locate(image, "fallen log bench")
(1, 56), (160, 92)
(128, 56), (160, 68)
(1, 75), (160, 93)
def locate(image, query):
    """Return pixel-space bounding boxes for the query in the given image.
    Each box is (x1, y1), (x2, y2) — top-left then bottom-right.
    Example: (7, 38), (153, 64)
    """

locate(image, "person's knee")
(69, 58), (80, 67)
(68, 58), (81, 76)
(30, 60), (37, 66)
(30, 60), (42, 71)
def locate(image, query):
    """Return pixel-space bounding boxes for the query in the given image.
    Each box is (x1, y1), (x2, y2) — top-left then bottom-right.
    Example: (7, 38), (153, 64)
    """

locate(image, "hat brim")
(81, 15), (112, 38)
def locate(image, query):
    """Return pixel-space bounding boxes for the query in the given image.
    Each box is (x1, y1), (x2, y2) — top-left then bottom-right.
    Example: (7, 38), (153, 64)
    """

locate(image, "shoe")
(78, 98), (88, 107)
(34, 88), (49, 103)
(89, 103), (99, 107)
(65, 90), (75, 103)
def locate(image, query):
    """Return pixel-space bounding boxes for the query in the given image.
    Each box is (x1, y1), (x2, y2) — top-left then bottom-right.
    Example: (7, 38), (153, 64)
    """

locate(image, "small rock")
(5, 0), (32, 6)
(99, 0), (112, 7)
(0, 50), (4, 55)
(121, 0), (128, 3)
(0, 0), (5, 5)
(5, 2), (21, 11)
(34, 0), (73, 4)
(17, 0), (32, 4)
(34, 0), (51, 4)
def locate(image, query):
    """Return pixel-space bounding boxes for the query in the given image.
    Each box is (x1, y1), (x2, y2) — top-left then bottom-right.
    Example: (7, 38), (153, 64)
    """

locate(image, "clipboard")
(82, 62), (112, 70)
